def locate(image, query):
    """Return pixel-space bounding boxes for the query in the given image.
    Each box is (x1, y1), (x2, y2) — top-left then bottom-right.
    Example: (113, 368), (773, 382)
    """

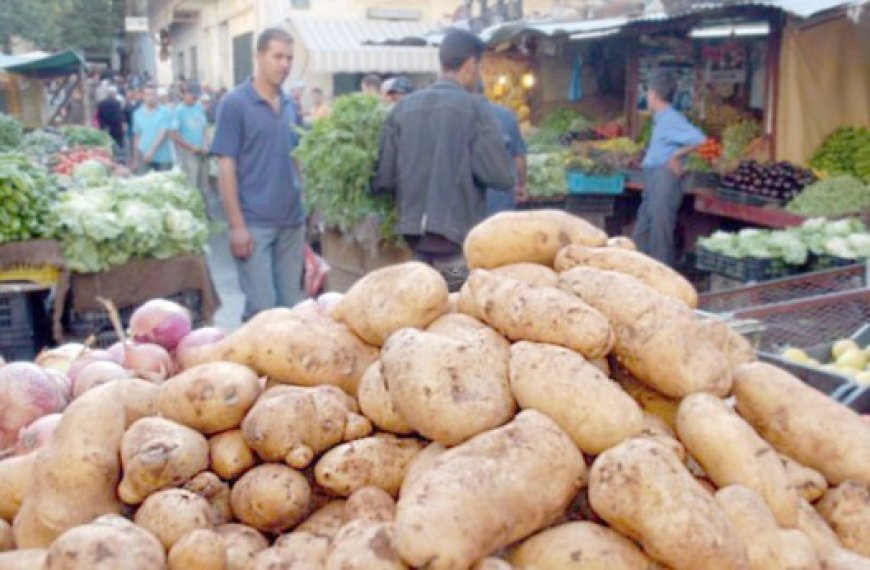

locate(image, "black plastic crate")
(0, 330), (38, 361)
(695, 247), (801, 282)
(809, 254), (862, 271)
(0, 290), (34, 332)
(690, 172), (721, 189)
(715, 187), (787, 208)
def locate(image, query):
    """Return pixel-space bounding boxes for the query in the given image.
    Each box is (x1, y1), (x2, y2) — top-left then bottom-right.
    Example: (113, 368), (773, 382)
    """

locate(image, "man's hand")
(515, 184), (528, 203)
(229, 226), (254, 260)
(668, 155), (683, 177)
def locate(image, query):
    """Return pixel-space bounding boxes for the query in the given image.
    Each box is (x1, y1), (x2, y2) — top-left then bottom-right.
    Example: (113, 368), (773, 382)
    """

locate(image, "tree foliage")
(0, 0), (126, 54)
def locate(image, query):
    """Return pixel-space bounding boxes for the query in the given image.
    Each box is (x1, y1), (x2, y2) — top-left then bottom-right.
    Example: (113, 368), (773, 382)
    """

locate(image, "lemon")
(855, 371), (870, 385)
(831, 339), (859, 360)
(836, 348), (868, 370)
(782, 347), (810, 363)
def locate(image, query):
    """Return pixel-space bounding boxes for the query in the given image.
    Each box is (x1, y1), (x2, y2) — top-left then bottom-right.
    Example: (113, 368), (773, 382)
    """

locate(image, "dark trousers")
(632, 166), (683, 267)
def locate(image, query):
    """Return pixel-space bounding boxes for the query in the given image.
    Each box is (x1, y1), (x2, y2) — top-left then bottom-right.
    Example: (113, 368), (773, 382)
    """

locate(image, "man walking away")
(374, 29), (515, 291)
(486, 102), (527, 216)
(132, 86), (174, 173)
(211, 28), (306, 321)
(122, 89), (140, 162)
(632, 70), (705, 267)
(360, 74), (382, 95)
(97, 86), (125, 151)
(171, 85), (209, 197)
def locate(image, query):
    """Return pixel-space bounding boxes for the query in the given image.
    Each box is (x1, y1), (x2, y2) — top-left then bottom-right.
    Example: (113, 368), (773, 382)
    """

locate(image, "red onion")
(35, 343), (87, 375)
(73, 361), (134, 399)
(106, 341), (126, 364)
(14, 413), (62, 456)
(175, 327), (226, 370)
(129, 299), (192, 350)
(0, 362), (67, 450)
(123, 342), (174, 383)
(44, 369), (72, 404)
(66, 349), (118, 386)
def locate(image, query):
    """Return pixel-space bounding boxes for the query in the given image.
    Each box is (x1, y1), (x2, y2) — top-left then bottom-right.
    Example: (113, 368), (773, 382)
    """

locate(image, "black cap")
(387, 76), (414, 95)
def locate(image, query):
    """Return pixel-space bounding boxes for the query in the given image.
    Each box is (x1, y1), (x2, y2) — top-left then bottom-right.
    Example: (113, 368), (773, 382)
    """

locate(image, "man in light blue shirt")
(632, 71), (705, 266)
(486, 102), (527, 216)
(171, 85), (208, 195)
(132, 86), (174, 173)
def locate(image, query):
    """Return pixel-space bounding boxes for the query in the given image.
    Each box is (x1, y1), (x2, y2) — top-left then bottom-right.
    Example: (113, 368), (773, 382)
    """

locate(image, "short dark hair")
(649, 70), (677, 104)
(256, 28), (293, 53)
(439, 29), (485, 72)
(311, 87), (324, 95)
(361, 74), (381, 90)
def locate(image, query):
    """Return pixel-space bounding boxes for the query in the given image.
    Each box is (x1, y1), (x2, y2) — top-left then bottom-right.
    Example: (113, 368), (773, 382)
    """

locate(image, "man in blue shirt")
(171, 85), (209, 196)
(211, 28), (306, 321)
(132, 86), (174, 173)
(633, 71), (705, 266)
(486, 102), (527, 216)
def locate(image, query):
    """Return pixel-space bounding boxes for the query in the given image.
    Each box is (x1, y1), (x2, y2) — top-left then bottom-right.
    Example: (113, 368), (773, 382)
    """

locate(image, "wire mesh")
(733, 289), (870, 352)
(699, 264), (867, 313)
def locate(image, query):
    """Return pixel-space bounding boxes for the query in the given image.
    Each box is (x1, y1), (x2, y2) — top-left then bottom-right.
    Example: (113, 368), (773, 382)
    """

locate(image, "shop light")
(689, 22), (770, 38)
(497, 75), (509, 86)
(521, 73), (535, 89)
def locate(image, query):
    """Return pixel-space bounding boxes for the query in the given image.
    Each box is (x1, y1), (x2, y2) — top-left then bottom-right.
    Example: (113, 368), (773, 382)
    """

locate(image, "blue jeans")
(235, 224), (306, 321)
(486, 188), (516, 216)
(632, 166), (683, 267)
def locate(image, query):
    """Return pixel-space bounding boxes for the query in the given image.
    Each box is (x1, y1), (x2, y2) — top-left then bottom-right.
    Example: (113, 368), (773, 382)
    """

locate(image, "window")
(290, 0), (310, 8)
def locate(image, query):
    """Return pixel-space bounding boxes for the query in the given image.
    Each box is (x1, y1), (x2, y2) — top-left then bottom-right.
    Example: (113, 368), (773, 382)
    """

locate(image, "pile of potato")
(1, 209), (869, 570)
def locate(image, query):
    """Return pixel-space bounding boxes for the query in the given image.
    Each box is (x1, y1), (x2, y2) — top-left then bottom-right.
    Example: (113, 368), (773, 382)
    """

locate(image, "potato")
(676, 393), (799, 527)
(636, 412), (686, 462)
(183, 306), (378, 395)
(381, 328), (515, 445)
(509, 521), (655, 569)
(590, 357), (610, 376)
(118, 378), (160, 427)
(297, 500), (347, 542)
(395, 410), (586, 570)
(184, 472), (232, 526)
(554, 244), (698, 308)
(446, 292), (460, 313)
(426, 313), (511, 363)
(315, 435), (425, 497)
(327, 520), (406, 570)
(715, 485), (819, 570)
(780, 454), (828, 503)
(333, 262), (448, 346)
(473, 559), (514, 570)
(156, 362), (261, 434)
(168, 529), (226, 570)
(509, 341), (642, 454)
(13, 382), (125, 548)
(0, 549), (47, 570)
(696, 318), (756, 370)
(345, 487), (396, 524)
(560, 267), (732, 398)
(118, 416), (209, 505)
(230, 464), (310, 533)
(0, 520), (10, 552)
(491, 263), (558, 288)
(209, 429), (256, 480)
(612, 365), (680, 429)
(792, 498), (870, 568)
(0, 453), (34, 523)
(607, 236), (636, 251)
(134, 488), (213, 550)
(399, 442), (446, 497)
(241, 384), (372, 469)
(215, 524), (267, 570)
(589, 438), (749, 570)
(251, 532), (329, 569)
(357, 362), (414, 435)
(464, 209), (607, 268)
(816, 481), (870, 557)
(460, 270), (614, 359)
(733, 362), (870, 485)
(44, 514), (165, 570)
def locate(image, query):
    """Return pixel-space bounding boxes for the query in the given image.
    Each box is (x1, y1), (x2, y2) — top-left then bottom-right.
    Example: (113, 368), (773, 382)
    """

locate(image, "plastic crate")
(0, 264), (61, 286)
(699, 264), (866, 313)
(0, 330), (38, 361)
(0, 290), (33, 332)
(715, 187), (787, 208)
(567, 171), (625, 195)
(690, 172), (721, 189)
(695, 247), (802, 282)
(809, 254), (862, 271)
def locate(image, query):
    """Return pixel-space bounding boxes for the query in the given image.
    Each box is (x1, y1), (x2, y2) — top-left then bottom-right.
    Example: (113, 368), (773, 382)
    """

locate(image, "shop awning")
(288, 16), (441, 74)
(0, 50), (86, 77)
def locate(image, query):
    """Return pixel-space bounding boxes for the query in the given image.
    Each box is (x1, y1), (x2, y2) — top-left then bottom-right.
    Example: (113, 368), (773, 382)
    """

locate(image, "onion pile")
(129, 299), (192, 350)
(0, 363), (67, 450)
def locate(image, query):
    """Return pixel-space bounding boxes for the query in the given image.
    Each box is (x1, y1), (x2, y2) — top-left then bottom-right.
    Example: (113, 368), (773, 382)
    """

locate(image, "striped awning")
(288, 16), (441, 74)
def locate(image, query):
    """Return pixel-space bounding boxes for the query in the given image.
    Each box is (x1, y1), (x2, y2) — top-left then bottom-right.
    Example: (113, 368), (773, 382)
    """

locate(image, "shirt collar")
(243, 77), (291, 107)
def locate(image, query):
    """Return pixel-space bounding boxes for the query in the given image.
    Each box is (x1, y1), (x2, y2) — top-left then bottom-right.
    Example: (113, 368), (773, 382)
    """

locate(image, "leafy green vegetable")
(19, 129), (66, 164)
(294, 93), (398, 245)
(540, 108), (584, 134)
(0, 114), (24, 152)
(527, 153), (569, 198)
(785, 176), (870, 217)
(51, 170), (209, 272)
(722, 120), (761, 163)
(0, 152), (57, 243)
(72, 159), (109, 187)
(60, 125), (113, 150)
(810, 127), (870, 179)
(526, 129), (563, 153)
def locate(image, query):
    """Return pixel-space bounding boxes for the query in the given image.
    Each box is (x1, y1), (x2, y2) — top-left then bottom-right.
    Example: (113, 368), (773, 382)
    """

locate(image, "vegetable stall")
(0, 208), (868, 570)
(0, 114), (219, 358)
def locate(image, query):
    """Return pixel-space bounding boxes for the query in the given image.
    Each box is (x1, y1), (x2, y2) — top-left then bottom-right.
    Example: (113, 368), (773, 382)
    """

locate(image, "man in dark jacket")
(374, 29), (515, 290)
(97, 86), (125, 149)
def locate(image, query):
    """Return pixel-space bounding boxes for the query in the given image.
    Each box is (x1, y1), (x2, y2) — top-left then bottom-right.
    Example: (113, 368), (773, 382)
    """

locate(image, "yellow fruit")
(856, 371), (870, 385)
(836, 348), (868, 370)
(835, 366), (860, 379)
(832, 339), (860, 360)
(805, 358), (821, 367)
(782, 347), (810, 363)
